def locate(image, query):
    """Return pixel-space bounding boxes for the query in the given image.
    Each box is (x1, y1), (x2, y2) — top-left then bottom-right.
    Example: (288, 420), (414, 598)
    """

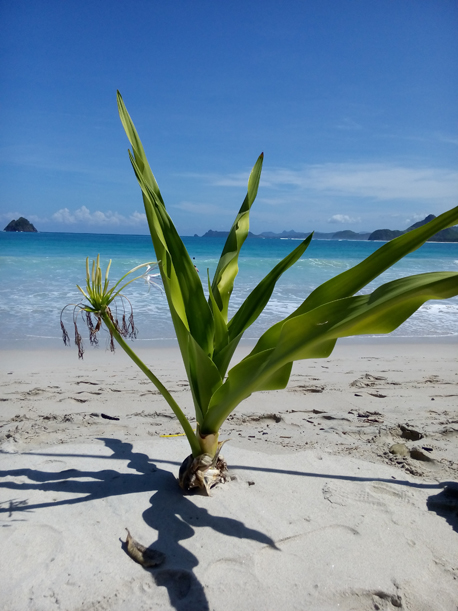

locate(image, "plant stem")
(102, 313), (201, 456)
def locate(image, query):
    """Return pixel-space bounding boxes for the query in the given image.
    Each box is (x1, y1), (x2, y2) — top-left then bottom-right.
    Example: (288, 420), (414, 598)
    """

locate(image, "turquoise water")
(1, 231), (457, 348)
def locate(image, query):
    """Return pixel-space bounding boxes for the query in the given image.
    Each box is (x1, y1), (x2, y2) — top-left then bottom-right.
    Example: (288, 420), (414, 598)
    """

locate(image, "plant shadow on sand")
(0, 438), (279, 611)
(1, 438), (457, 609)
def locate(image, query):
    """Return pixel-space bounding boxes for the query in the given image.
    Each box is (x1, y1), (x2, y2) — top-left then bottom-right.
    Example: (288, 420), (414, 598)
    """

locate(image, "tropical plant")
(62, 91), (458, 494)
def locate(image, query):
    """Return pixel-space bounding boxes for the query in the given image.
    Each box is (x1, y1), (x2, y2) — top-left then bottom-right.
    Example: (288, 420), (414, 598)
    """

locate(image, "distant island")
(367, 214), (458, 242)
(199, 229), (371, 240)
(3, 217), (37, 232)
(200, 215), (458, 242)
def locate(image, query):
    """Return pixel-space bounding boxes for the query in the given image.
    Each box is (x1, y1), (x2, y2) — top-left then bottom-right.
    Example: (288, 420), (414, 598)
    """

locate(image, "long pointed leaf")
(187, 335), (223, 419)
(202, 271), (458, 433)
(272, 272), (458, 362)
(210, 154), (264, 321)
(135, 173), (219, 422)
(119, 100), (214, 357)
(207, 270), (229, 351)
(253, 207), (458, 354)
(118, 93), (220, 425)
(117, 91), (164, 205)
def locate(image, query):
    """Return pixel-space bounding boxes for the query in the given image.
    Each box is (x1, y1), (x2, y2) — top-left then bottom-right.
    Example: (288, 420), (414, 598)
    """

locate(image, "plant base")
(178, 452), (229, 495)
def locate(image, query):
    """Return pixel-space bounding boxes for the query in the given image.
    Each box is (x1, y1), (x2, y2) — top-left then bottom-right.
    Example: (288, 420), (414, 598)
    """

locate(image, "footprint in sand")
(332, 588), (403, 610)
(254, 524), (361, 597)
(321, 480), (414, 511)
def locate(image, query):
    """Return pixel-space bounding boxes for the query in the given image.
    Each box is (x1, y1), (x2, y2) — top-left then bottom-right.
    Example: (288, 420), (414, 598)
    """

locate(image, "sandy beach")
(1, 339), (457, 610)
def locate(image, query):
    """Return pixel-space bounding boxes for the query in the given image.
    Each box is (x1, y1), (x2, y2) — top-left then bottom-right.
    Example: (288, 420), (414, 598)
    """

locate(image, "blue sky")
(1, 1), (457, 235)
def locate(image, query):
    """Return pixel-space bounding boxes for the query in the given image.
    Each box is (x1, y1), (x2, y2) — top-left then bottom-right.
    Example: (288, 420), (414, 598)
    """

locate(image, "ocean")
(1, 231), (457, 349)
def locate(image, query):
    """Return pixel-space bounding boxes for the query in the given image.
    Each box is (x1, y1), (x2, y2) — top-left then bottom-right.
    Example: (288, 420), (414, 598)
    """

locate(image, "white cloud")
(194, 163), (458, 204)
(0, 211), (23, 222)
(130, 211), (147, 223)
(328, 214), (361, 224)
(403, 212), (428, 225)
(52, 207), (76, 224)
(265, 164), (458, 202)
(183, 171), (250, 188)
(51, 206), (146, 226)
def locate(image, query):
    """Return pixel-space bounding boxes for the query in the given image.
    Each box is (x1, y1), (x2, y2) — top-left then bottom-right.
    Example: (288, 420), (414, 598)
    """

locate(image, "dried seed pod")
(74, 322), (84, 359)
(124, 528), (165, 568)
(60, 321), (70, 346)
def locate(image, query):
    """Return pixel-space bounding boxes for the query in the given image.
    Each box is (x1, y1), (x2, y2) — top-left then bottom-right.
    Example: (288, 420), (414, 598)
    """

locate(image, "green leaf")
(253, 206), (458, 354)
(301, 207), (458, 312)
(212, 331), (244, 378)
(255, 361), (293, 391)
(119, 99), (214, 358)
(187, 335), (222, 420)
(154, 199), (214, 354)
(212, 233), (313, 377)
(202, 271), (458, 433)
(272, 272), (458, 362)
(117, 91), (164, 205)
(207, 270), (229, 353)
(206, 348), (276, 422)
(210, 154), (264, 321)
(228, 233), (313, 340)
(118, 92), (220, 425)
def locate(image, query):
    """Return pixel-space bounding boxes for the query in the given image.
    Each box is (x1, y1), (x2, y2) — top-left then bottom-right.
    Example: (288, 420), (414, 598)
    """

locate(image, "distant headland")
(3, 217), (37, 232)
(366, 214), (458, 242)
(198, 214), (458, 242)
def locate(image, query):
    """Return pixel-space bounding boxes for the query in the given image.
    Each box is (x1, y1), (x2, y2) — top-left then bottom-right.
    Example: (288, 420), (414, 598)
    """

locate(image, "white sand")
(1, 339), (457, 610)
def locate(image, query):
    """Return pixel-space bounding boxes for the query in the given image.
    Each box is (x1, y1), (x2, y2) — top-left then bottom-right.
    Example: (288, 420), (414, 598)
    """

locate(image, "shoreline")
(1, 331), (457, 352)
(1, 334), (457, 374)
